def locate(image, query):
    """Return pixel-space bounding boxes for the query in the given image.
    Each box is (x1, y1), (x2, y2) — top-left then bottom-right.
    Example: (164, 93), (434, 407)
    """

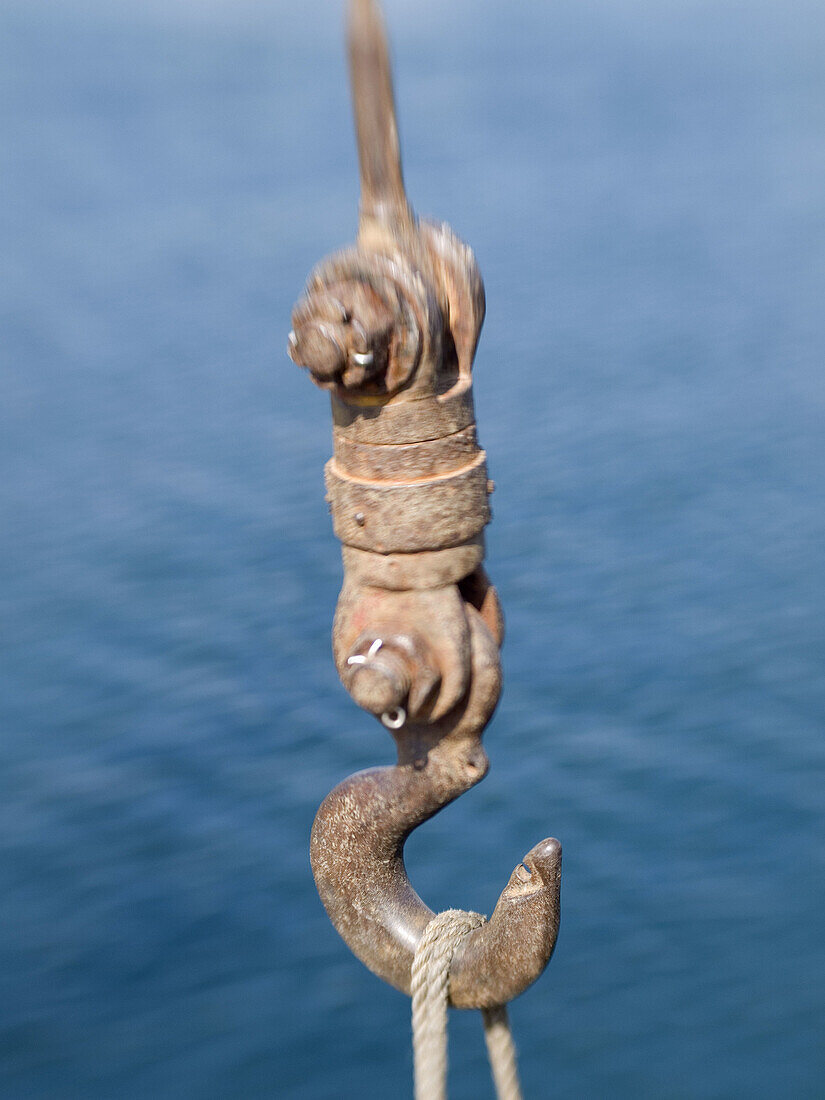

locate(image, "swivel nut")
(346, 638), (411, 716)
(288, 278), (396, 391)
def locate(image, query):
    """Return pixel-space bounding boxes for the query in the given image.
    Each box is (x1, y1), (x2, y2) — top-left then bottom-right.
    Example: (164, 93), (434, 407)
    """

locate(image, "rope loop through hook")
(411, 910), (523, 1100)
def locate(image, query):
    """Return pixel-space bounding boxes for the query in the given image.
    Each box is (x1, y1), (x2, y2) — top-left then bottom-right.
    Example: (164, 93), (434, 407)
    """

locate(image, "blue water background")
(1, 1), (824, 1095)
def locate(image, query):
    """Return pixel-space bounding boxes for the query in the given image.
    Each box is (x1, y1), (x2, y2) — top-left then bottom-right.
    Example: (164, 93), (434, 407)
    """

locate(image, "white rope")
(411, 909), (524, 1100)
(481, 1005), (522, 1100)
(411, 910), (484, 1100)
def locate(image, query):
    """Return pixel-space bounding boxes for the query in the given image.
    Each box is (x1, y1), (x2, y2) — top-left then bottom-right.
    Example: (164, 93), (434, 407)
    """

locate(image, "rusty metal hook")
(311, 602), (561, 1008)
(288, 0), (561, 1009)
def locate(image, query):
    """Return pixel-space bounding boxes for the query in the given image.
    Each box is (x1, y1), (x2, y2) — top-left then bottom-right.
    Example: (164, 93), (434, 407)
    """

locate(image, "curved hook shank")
(310, 611), (561, 1009)
(312, 768), (561, 1008)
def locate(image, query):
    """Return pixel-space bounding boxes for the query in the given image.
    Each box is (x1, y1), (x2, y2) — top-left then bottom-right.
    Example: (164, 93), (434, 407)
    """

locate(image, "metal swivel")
(287, 0), (561, 1010)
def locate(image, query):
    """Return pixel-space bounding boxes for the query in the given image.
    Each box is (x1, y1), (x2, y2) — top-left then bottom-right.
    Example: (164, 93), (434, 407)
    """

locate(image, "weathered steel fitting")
(345, 636), (413, 716)
(311, 605), (561, 1008)
(289, 275), (396, 389)
(333, 581), (475, 721)
(288, 0), (560, 1011)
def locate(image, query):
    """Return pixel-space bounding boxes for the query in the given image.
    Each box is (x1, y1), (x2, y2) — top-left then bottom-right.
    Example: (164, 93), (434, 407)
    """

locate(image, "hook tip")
(524, 837), (562, 880)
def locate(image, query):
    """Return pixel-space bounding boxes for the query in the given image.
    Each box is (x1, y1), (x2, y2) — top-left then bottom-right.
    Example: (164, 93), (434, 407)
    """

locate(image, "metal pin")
(381, 706), (406, 730)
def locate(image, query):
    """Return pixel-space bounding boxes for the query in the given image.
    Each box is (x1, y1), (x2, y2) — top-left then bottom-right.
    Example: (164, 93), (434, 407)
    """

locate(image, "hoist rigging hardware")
(287, 2), (561, 1094)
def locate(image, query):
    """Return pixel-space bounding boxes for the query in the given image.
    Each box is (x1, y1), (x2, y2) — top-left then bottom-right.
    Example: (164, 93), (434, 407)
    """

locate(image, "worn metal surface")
(288, 0), (561, 1008)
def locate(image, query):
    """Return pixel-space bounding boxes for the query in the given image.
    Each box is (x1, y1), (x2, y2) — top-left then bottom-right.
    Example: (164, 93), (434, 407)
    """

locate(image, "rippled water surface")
(2, 1), (824, 1096)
